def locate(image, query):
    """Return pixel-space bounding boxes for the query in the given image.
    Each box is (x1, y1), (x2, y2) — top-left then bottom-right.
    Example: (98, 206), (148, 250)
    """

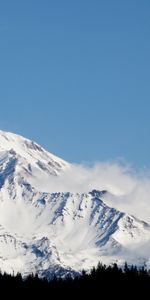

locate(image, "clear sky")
(0, 0), (150, 167)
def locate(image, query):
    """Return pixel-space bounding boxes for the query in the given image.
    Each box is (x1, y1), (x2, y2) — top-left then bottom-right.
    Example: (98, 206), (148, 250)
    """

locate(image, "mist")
(45, 161), (150, 223)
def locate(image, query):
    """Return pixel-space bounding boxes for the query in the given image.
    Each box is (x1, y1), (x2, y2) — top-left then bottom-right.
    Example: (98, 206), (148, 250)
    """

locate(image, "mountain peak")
(0, 130), (68, 168)
(0, 130), (41, 152)
(0, 130), (54, 156)
(0, 130), (69, 193)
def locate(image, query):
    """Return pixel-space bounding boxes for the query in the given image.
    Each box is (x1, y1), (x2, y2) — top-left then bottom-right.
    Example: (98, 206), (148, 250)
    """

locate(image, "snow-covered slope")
(0, 130), (149, 278)
(0, 130), (69, 192)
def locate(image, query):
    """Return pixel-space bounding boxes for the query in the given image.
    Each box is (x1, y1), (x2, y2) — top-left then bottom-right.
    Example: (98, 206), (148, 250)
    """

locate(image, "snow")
(0, 130), (149, 278)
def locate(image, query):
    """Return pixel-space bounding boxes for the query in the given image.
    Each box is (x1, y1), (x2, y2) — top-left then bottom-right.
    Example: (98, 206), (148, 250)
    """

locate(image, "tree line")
(0, 262), (149, 297)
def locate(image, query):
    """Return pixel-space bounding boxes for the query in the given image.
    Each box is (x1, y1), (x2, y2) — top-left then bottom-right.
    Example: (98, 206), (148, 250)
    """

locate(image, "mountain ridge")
(0, 130), (149, 278)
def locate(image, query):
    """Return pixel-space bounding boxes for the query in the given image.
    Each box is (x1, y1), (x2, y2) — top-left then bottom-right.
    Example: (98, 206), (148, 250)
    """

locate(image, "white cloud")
(45, 161), (150, 223)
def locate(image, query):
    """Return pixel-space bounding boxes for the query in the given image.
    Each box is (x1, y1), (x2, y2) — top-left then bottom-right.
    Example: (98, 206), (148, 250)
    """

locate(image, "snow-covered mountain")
(0, 130), (150, 279)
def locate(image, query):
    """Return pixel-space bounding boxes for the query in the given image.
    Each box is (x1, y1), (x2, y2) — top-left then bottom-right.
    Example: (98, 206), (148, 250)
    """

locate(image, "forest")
(0, 262), (149, 297)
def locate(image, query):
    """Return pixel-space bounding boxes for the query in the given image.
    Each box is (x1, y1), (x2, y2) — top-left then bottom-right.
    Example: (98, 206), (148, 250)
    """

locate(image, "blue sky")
(0, 0), (150, 167)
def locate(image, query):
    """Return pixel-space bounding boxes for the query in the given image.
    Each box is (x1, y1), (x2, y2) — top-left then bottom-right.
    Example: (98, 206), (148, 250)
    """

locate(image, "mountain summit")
(0, 131), (149, 278)
(0, 130), (68, 175)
